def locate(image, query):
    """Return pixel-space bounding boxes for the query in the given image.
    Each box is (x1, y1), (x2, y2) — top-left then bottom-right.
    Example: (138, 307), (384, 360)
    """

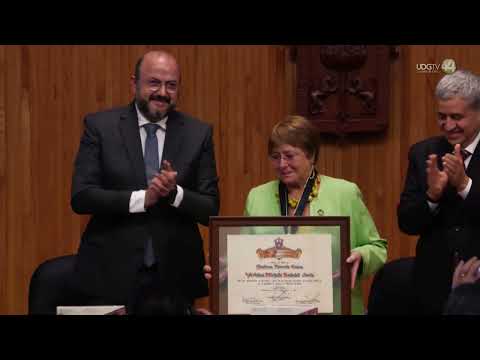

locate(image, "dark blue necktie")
(144, 123), (160, 184)
(143, 123), (160, 267)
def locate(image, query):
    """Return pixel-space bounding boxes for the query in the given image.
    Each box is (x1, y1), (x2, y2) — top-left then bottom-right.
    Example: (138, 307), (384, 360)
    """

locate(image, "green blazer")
(244, 175), (387, 315)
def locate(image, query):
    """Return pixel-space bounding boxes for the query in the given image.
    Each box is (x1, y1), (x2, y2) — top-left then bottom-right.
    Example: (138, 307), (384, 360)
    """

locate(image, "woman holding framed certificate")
(206, 115), (387, 315)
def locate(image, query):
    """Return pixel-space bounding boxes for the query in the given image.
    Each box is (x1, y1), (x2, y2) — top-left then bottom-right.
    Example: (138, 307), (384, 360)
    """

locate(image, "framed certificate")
(209, 216), (350, 315)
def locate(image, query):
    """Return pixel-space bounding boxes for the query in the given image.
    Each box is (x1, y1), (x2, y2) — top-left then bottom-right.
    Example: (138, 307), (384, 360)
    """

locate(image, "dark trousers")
(128, 264), (194, 315)
(127, 263), (161, 313)
(69, 263), (193, 315)
(68, 264), (161, 312)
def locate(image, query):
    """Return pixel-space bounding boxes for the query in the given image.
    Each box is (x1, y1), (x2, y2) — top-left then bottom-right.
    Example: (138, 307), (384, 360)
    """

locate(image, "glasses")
(145, 79), (178, 93)
(269, 152), (302, 163)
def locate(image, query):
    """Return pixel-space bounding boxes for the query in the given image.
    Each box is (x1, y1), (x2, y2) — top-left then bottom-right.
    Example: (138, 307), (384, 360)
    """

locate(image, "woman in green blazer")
(207, 115), (387, 315)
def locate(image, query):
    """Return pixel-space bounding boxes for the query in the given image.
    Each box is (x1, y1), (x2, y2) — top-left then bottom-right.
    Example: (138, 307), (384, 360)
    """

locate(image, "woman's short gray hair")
(435, 69), (480, 111)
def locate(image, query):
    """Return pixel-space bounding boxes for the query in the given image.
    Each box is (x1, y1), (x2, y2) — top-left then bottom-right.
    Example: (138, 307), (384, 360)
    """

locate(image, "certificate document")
(227, 234), (333, 315)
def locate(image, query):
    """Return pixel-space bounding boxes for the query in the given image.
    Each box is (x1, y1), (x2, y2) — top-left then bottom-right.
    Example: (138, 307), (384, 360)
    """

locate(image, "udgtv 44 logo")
(416, 59), (457, 74)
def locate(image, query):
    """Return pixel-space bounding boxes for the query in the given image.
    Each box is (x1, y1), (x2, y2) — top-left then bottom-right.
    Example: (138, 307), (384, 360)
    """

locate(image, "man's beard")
(136, 94), (175, 122)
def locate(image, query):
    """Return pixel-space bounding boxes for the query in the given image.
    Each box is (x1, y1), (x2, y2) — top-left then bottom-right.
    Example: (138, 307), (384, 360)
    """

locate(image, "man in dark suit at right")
(398, 69), (480, 315)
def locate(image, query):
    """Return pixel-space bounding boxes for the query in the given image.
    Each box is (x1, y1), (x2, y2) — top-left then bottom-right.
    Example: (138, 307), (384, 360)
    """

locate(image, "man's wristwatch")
(167, 186), (178, 205)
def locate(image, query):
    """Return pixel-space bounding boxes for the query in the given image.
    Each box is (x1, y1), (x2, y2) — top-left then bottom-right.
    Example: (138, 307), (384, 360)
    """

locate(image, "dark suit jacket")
(70, 103), (219, 305)
(398, 136), (480, 314)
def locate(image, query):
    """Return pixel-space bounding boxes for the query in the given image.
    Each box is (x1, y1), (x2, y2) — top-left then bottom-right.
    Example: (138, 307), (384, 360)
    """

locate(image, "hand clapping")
(145, 160), (178, 208)
(442, 144), (470, 191)
(426, 144), (470, 201)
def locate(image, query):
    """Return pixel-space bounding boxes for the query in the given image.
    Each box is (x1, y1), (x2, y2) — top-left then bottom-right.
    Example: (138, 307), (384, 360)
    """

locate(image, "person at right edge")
(398, 69), (480, 315)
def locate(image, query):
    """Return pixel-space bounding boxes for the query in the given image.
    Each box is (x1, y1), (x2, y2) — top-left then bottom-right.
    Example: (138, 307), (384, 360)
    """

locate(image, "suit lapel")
(161, 110), (185, 168)
(119, 103), (147, 188)
(466, 140), (480, 179)
(434, 136), (453, 159)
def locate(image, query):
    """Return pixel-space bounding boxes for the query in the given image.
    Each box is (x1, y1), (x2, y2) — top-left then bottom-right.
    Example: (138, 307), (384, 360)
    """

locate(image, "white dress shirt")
(129, 104), (184, 213)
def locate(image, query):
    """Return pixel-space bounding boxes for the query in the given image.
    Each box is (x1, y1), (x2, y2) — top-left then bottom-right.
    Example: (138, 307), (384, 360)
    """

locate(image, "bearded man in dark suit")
(70, 50), (219, 311)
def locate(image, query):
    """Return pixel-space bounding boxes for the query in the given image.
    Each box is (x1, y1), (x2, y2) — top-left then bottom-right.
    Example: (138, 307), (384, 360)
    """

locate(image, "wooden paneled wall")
(1, 45), (480, 314)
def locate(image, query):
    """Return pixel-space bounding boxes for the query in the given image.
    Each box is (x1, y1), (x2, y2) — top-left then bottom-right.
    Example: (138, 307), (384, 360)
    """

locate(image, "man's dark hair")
(444, 282), (480, 315)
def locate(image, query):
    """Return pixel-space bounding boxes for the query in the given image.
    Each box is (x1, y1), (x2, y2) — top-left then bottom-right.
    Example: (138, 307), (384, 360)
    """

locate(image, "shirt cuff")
(171, 185), (184, 208)
(458, 177), (472, 199)
(129, 190), (147, 213)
